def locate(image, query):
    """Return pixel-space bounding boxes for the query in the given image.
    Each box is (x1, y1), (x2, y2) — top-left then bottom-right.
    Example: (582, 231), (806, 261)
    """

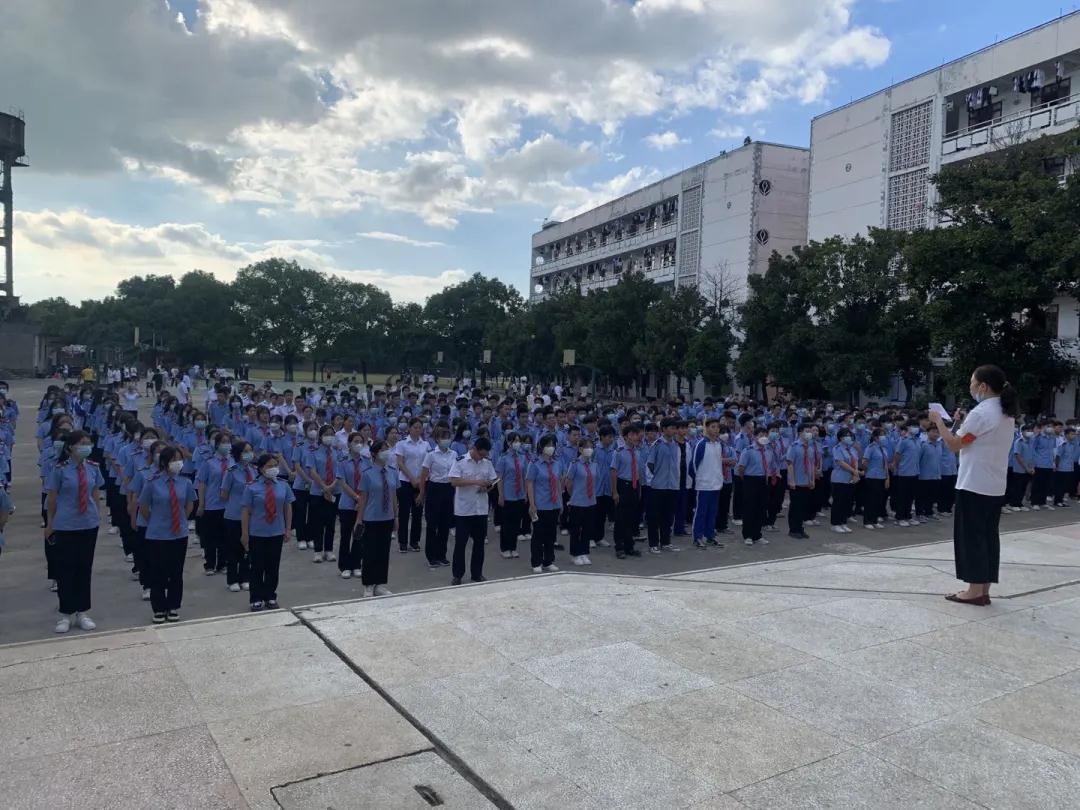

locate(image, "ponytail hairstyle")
(972, 365), (1020, 419)
(58, 430), (91, 464)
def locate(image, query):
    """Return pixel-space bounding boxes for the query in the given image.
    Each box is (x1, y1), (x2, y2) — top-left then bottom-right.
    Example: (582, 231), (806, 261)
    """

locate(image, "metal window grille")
(886, 168), (928, 231)
(889, 101), (933, 172)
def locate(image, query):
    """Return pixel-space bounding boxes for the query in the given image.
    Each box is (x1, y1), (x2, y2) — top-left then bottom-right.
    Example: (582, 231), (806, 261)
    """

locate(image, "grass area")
(238, 369), (461, 389)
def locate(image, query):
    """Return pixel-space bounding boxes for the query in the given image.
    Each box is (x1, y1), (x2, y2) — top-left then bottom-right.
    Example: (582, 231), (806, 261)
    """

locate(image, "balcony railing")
(532, 220), (678, 276)
(942, 92), (1080, 158)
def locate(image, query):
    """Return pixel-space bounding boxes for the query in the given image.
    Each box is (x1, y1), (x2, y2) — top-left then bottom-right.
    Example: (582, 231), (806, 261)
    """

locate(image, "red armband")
(960, 434), (977, 446)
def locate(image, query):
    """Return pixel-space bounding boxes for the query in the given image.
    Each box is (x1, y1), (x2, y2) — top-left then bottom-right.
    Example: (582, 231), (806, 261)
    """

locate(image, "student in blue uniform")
(44, 430), (105, 633)
(938, 432), (958, 516)
(610, 423), (645, 559)
(354, 440), (399, 597)
(785, 425), (816, 539)
(129, 439), (167, 601)
(592, 425), (616, 549)
(240, 453), (295, 611)
(892, 421), (921, 526)
(689, 417), (725, 548)
(1029, 422), (1057, 509)
(1005, 426), (1035, 512)
(334, 432), (368, 579)
(646, 418), (681, 553)
(735, 427), (771, 547)
(196, 431), (232, 576)
(220, 439), (255, 592)
(495, 432), (528, 559)
(1054, 426), (1078, 508)
(138, 445), (196, 623)
(829, 428), (860, 532)
(304, 424), (340, 562)
(915, 426), (944, 522)
(860, 429), (891, 529)
(526, 434), (562, 573)
(565, 437), (599, 566)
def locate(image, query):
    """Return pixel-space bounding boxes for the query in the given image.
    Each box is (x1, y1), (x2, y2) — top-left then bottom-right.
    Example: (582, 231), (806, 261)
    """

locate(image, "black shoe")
(788, 531), (803, 539)
(554, 543), (565, 551)
(398, 546), (409, 554)
(472, 576), (487, 583)
(151, 612), (166, 624)
(165, 611), (180, 623)
(451, 577), (462, 586)
(616, 551), (626, 559)
(625, 549), (642, 557)
(266, 599), (279, 609)
(438, 559), (451, 566)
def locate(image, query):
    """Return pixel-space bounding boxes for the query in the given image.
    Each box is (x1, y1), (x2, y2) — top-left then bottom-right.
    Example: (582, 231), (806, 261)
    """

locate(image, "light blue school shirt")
(611, 445), (645, 484)
(894, 437), (920, 477)
(222, 463), (257, 520)
(785, 440), (816, 487)
(863, 443), (890, 480)
(526, 459), (563, 510)
(139, 472), (196, 540)
(47, 460), (105, 531)
(918, 440), (943, 480)
(830, 444), (858, 484)
(130, 466), (153, 528)
(1033, 434), (1056, 469)
(592, 444), (616, 496)
(335, 455), (369, 511)
(496, 450), (529, 501)
(649, 437), (680, 491)
(303, 445), (339, 496)
(197, 454), (234, 511)
(737, 445), (769, 478)
(1057, 439), (1079, 471)
(359, 465), (397, 522)
(566, 459), (599, 507)
(241, 478), (296, 537)
(1010, 437), (1034, 473)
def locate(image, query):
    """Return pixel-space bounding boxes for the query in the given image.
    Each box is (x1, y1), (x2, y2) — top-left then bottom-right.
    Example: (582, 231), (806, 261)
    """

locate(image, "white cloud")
(708, 124), (748, 140)
(644, 131), (689, 151)
(0, 0), (892, 229)
(358, 231), (446, 248)
(14, 209), (462, 303)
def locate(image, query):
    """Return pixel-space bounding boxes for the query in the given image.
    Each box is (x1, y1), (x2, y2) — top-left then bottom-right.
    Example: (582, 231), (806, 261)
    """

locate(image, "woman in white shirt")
(928, 365), (1018, 606)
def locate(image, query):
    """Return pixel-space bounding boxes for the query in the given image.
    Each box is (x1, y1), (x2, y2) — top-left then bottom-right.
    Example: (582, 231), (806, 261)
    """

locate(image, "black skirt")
(953, 488), (1002, 583)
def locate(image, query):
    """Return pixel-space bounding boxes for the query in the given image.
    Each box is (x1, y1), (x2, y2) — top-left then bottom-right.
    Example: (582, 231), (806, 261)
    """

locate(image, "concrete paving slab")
(980, 602), (1080, 650)
(731, 749), (979, 809)
(0, 665), (200, 761)
(0, 633), (174, 693)
(637, 623), (813, 683)
(976, 674), (1080, 757)
(522, 640), (714, 714)
(0, 725), (246, 810)
(559, 591), (712, 638)
(867, 716), (1080, 810)
(453, 600), (615, 663)
(736, 605), (909, 658)
(271, 750), (494, 809)
(0, 626), (158, 666)
(609, 686), (849, 793)
(208, 693), (430, 810)
(731, 660), (954, 744)
(650, 586), (833, 620)
(808, 596), (971, 635)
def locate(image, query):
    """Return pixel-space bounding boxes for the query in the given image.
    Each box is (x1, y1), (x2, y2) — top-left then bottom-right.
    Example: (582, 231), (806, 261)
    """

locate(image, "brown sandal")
(945, 593), (990, 606)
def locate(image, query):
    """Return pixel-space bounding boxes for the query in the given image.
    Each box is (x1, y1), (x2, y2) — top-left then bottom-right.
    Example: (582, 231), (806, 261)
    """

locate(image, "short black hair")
(474, 437), (492, 452)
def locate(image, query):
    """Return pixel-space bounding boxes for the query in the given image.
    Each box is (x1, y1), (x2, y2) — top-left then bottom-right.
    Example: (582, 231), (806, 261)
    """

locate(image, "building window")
(886, 168), (928, 231)
(968, 101), (1002, 129)
(680, 186), (702, 231)
(1046, 304), (1060, 338)
(1039, 77), (1071, 106)
(889, 101), (933, 173)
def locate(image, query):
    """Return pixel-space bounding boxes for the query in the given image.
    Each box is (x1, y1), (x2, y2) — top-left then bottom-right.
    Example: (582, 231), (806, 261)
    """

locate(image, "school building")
(807, 11), (1080, 416)
(529, 11), (1080, 414)
(529, 140), (811, 302)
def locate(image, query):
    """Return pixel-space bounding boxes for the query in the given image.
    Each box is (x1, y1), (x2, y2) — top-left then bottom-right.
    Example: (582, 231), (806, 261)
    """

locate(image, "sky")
(2, 0), (1077, 305)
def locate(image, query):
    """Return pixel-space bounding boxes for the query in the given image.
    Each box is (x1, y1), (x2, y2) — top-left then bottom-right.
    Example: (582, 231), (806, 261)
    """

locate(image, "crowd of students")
(2, 374), (1078, 634)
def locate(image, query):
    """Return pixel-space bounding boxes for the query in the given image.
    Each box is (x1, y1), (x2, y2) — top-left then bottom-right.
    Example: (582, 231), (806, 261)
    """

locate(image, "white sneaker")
(228, 582), (241, 592)
(511, 551), (519, 558)
(48, 579), (57, 592)
(324, 551), (336, 562)
(541, 564), (559, 572)
(142, 588), (151, 600)
(521, 534), (532, 541)
(75, 613), (97, 631)
(55, 616), (71, 633)
(744, 538), (754, 546)
(532, 566), (543, 573)
(1021, 505), (1031, 512)
(340, 570), (351, 579)
(805, 520), (819, 526)
(352, 569), (362, 576)
(661, 544), (681, 552)
(831, 525), (845, 533)
(240, 582), (250, 591)
(597, 539), (611, 547)
(648, 547), (662, 555)
(363, 585), (375, 597)
(865, 524), (876, 531)
(898, 520), (910, 527)
(1046, 505), (1056, 511)
(373, 585), (393, 596)
(733, 519), (743, 526)
(313, 552), (323, 563)
(1031, 505), (1041, 511)
(573, 556), (587, 566)
(501, 550), (512, 559)
(124, 553), (134, 563)
(589, 540), (597, 548)
(297, 541), (308, 549)
(582, 556), (592, 565)
(841, 526), (853, 533)
(187, 520), (195, 532)
(560, 529), (569, 536)
(108, 526), (119, 535)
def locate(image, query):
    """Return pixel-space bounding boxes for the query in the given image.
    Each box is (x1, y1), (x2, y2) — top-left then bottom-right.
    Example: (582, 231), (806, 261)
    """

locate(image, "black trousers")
(531, 509), (559, 567)
(397, 483), (423, 549)
(314, 494), (339, 552)
(1031, 468), (1053, 506)
(831, 481), (855, 526)
(938, 476), (957, 513)
(766, 472), (786, 525)
(1054, 471), (1075, 505)
(147, 538), (187, 613)
(424, 482), (453, 563)
(716, 483), (732, 531)
(52, 528), (97, 615)
(647, 489), (676, 548)
(223, 518), (250, 584)
(788, 486), (811, 534)
(453, 514), (488, 581)
(133, 526), (151, 588)
(731, 477), (743, 520)
(200, 508), (227, 571)
(1005, 471), (1030, 508)
(569, 504), (596, 556)
(249, 535), (283, 604)
(915, 479), (939, 517)
(361, 520), (393, 586)
(614, 480), (640, 553)
(292, 489), (310, 545)
(953, 489), (1001, 584)
(338, 509), (359, 571)
(740, 477), (766, 541)
(893, 475), (917, 520)
(594, 494), (614, 543)
(500, 499), (526, 551)
(813, 474), (831, 514)
(862, 479), (887, 526)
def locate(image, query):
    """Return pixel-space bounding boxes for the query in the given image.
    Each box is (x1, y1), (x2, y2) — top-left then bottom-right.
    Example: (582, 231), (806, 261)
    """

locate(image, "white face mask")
(377, 449), (392, 463)
(286, 423), (299, 434)
(142, 438), (155, 450)
(168, 460), (184, 474)
(511, 441), (522, 451)
(543, 446), (555, 458)
(757, 436), (770, 446)
(306, 429), (318, 440)
(462, 430), (471, 439)
(263, 466), (279, 479)
(321, 435), (335, 446)
(581, 447), (593, 460)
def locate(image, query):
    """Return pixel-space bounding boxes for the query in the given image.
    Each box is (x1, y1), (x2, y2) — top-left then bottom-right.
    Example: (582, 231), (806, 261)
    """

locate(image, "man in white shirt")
(420, 428), (458, 567)
(448, 437), (497, 586)
(689, 418), (726, 549)
(394, 418), (431, 552)
(177, 374), (191, 405)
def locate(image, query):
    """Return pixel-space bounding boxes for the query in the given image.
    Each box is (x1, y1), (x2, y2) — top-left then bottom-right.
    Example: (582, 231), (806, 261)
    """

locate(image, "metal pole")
(2, 159), (12, 301)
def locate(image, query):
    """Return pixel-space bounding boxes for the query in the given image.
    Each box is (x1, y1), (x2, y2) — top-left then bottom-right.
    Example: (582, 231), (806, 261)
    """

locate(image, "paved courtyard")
(2, 522), (1080, 809)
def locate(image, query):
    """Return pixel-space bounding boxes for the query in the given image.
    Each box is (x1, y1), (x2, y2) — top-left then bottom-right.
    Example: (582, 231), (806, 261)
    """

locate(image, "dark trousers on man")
(569, 505), (595, 556)
(147, 538), (187, 614)
(52, 528), (98, 615)
(740, 476), (766, 541)
(223, 518), (250, 585)
(453, 514), (488, 581)
(787, 486), (811, 534)
(424, 482), (453, 563)
(200, 508), (226, 572)
(500, 499), (526, 552)
(915, 479), (939, 518)
(647, 488), (676, 548)
(614, 481), (640, 554)
(862, 479), (886, 526)
(831, 482), (855, 526)
(716, 483), (732, 532)
(938, 475), (956, 513)
(292, 489), (309, 546)
(248, 535), (283, 604)
(594, 494), (614, 544)
(1054, 470), (1075, 506)
(893, 475), (917, 521)
(338, 509), (359, 571)
(397, 483), (423, 550)
(1032, 467), (1053, 506)
(361, 520), (392, 586)
(531, 509), (559, 567)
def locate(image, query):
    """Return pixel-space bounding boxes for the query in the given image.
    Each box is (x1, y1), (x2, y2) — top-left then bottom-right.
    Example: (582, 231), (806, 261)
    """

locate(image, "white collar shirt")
(449, 454), (497, 516)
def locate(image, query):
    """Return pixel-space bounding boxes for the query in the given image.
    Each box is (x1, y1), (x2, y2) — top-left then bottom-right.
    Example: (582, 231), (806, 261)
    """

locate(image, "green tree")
(638, 285), (706, 397)
(170, 271), (248, 364)
(423, 273), (524, 377)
